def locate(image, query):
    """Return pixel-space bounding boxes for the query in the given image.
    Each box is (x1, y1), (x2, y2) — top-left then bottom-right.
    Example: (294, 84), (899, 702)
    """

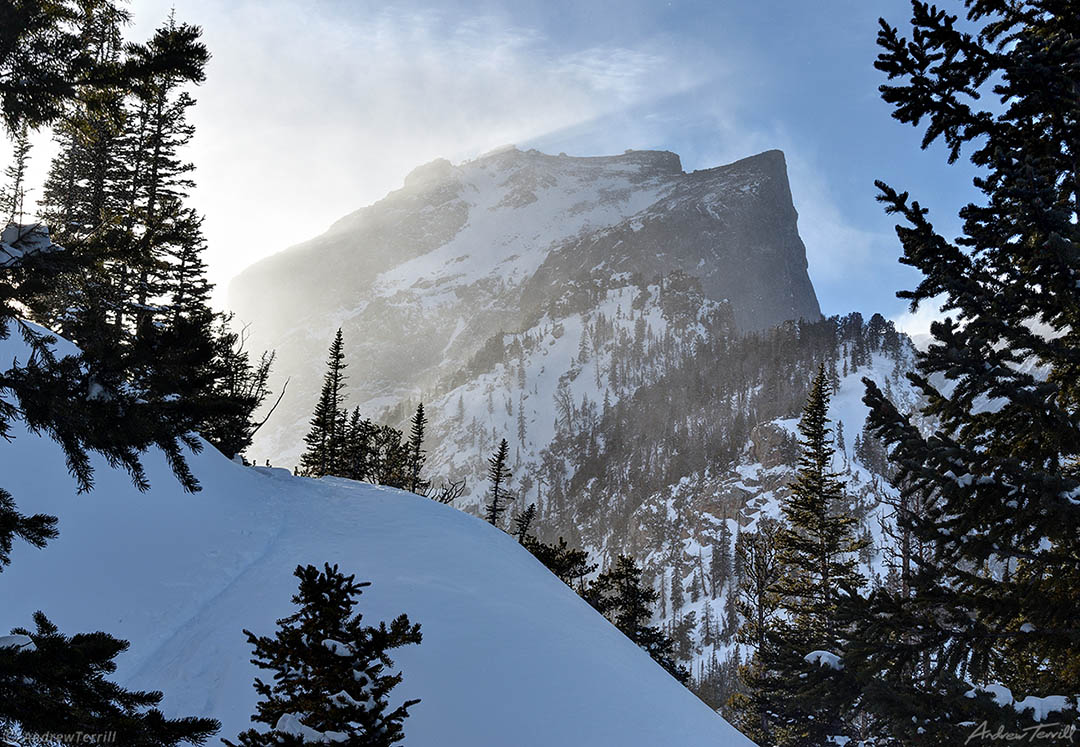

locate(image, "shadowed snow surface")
(0, 419), (753, 746)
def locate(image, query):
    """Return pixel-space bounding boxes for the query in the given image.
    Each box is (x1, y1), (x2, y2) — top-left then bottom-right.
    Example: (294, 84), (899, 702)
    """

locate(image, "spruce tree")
(844, 1), (1080, 741)
(228, 563), (421, 747)
(737, 366), (867, 746)
(2, 232), (207, 570)
(0, 7), (223, 742)
(1, 0), (204, 134)
(405, 402), (428, 494)
(299, 329), (347, 478)
(775, 365), (866, 645)
(521, 535), (596, 590)
(586, 554), (689, 684)
(0, 612), (219, 746)
(12, 7), (257, 473)
(484, 438), (513, 526)
(0, 486), (56, 570)
(196, 315), (280, 460)
(371, 424), (407, 488)
(711, 518), (733, 593)
(729, 518), (782, 745)
(512, 502), (536, 543)
(0, 0), (225, 571)
(340, 407), (374, 481)
(1, 127), (31, 224)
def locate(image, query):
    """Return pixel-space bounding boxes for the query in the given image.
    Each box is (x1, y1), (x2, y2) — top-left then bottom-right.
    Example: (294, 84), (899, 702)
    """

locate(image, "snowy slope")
(426, 280), (730, 512)
(0, 412), (753, 745)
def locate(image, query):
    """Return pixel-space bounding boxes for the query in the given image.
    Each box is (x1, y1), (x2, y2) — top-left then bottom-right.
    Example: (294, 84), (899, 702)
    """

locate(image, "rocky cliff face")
(520, 150), (819, 332)
(229, 146), (821, 467)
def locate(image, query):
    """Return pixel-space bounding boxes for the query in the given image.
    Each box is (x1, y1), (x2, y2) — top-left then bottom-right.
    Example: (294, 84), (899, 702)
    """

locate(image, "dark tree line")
(535, 308), (908, 560)
(298, 329), (427, 493)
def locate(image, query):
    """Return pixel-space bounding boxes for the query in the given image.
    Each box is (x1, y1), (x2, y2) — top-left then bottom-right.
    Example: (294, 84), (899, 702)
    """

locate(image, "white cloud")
(892, 295), (945, 349)
(118, 0), (704, 304)
(0, 0), (893, 321)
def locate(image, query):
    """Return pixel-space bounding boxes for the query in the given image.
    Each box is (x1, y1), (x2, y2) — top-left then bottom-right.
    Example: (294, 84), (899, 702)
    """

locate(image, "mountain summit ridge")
(229, 146), (821, 467)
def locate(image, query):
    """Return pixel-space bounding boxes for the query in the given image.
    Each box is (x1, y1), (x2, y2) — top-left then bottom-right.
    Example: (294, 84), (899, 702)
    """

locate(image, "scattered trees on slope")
(297, 329), (436, 494)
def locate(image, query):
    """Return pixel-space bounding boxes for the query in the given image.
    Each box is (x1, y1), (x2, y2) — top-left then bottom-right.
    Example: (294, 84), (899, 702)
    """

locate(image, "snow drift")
(0, 398), (753, 745)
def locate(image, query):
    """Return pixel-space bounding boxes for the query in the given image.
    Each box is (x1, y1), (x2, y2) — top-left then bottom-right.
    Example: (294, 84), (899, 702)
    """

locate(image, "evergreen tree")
(0, 486), (56, 570)
(512, 502), (536, 543)
(299, 329), (347, 478)
(1, 127), (31, 223)
(0, 8), (224, 743)
(340, 407), (373, 482)
(484, 438), (513, 527)
(2, 231), (206, 570)
(845, 1), (1080, 741)
(669, 559), (684, 612)
(700, 601), (714, 648)
(775, 365), (866, 644)
(729, 517), (782, 744)
(227, 563), (421, 747)
(371, 424), (407, 488)
(737, 367), (867, 745)
(196, 314), (280, 460)
(0, 1), (223, 571)
(734, 518), (782, 656)
(711, 519), (733, 593)
(0, 612), (219, 746)
(521, 535), (595, 591)
(13, 7), (260, 471)
(586, 554), (689, 684)
(0, 0), (206, 134)
(404, 402), (428, 494)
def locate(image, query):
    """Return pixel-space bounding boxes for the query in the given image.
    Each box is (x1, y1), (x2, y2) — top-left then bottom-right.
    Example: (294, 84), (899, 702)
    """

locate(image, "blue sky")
(8, 0), (981, 331)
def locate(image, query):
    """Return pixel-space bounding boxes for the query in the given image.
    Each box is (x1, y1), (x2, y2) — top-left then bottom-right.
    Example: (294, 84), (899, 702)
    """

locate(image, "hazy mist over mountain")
(230, 146), (821, 468)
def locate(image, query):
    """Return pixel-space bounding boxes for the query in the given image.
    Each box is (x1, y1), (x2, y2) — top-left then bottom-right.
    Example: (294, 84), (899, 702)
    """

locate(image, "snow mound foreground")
(0, 425), (752, 745)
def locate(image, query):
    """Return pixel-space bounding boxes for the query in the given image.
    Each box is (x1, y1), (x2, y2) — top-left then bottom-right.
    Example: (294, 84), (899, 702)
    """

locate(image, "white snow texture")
(0, 336), (753, 746)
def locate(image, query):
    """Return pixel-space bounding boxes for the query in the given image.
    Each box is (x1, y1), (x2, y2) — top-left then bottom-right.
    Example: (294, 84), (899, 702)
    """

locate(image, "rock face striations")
(229, 146), (821, 467)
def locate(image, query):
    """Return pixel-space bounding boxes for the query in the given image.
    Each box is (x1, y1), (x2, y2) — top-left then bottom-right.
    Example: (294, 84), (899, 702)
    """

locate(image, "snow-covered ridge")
(0, 325), (754, 746)
(370, 148), (683, 300)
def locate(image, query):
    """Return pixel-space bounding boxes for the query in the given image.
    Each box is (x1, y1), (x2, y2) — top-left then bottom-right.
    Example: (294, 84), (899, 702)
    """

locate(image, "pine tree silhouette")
(227, 563), (421, 747)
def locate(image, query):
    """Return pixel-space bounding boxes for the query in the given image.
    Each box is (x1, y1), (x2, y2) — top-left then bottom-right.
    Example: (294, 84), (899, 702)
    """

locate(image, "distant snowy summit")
(228, 146), (822, 466)
(231, 145), (819, 335)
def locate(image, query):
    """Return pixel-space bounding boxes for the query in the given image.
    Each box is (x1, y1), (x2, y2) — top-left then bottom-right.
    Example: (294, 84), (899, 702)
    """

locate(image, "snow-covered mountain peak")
(229, 146), (822, 470)
(402, 156), (456, 189)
